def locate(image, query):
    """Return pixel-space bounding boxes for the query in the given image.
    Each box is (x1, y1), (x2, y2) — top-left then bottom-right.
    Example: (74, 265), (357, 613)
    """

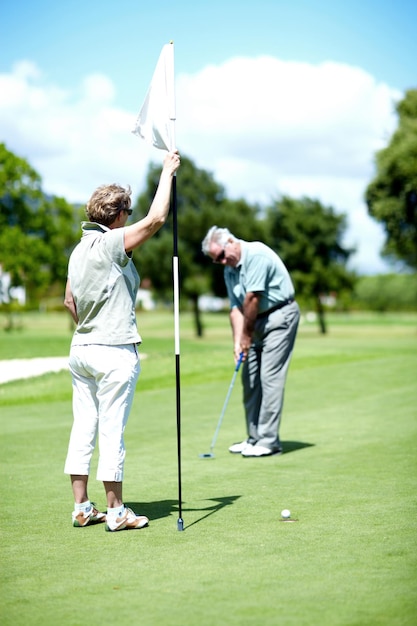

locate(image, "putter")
(199, 352), (244, 459)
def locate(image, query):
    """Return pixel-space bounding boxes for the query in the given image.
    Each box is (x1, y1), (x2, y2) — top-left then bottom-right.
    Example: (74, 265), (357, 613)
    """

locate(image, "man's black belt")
(257, 298), (294, 319)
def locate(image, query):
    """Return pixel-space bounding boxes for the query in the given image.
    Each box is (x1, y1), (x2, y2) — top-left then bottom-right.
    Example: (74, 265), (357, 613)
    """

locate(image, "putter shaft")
(200, 353), (244, 458)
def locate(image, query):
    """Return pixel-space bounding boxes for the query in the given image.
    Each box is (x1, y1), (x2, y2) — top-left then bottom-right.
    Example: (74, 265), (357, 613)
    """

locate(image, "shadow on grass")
(126, 499), (179, 522)
(183, 495), (242, 529)
(282, 440), (315, 454)
(126, 495), (241, 530)
(126, 445), (312, 529)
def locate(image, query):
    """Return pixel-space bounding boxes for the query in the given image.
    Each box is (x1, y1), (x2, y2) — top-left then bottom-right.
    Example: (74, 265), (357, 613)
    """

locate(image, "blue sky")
(1, 0), (416, 273)
(2, 0), (416, 104)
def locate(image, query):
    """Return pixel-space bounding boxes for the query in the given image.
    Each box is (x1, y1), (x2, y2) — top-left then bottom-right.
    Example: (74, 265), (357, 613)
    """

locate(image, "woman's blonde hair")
(86, 184), (132, 226)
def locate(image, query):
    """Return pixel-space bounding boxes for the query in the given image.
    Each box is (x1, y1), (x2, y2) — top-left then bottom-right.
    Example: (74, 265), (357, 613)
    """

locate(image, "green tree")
(353, 274), (417, 311)
(365, 88), (417, 269)
(265, 196), (356, 333)
(133, 155), (262, 336)
(0, 143), (77, 311)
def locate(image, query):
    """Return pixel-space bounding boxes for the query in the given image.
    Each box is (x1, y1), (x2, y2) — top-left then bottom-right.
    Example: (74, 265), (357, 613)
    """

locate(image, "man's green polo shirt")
(224, 241), (295, 314)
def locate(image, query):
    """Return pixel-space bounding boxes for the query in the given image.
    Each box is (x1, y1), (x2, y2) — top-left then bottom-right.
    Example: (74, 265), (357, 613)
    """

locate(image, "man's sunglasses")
(213, 249), (226, 263)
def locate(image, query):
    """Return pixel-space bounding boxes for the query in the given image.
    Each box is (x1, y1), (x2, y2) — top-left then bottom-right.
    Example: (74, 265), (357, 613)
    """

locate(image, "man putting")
(202, 226), (300, 458)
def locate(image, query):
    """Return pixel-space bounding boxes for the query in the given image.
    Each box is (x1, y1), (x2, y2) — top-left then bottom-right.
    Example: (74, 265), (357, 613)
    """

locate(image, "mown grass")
(0, 310), (416, 625)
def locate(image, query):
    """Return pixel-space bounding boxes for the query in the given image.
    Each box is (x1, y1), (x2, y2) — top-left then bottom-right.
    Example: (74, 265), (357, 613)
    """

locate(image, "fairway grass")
(0, 312), (416, 625)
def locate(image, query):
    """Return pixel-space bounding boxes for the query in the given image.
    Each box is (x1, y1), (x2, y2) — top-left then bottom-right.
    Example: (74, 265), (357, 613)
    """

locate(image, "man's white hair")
(201, 226), (237, 255)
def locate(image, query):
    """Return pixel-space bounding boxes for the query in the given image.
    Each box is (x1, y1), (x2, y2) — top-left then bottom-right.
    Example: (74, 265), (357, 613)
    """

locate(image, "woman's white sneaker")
(72, 505), (106, 527)
(105, 506), (149, 532)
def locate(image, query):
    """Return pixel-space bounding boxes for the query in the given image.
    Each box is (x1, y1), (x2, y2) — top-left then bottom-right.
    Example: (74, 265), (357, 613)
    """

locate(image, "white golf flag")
(132, 42), (175, 151)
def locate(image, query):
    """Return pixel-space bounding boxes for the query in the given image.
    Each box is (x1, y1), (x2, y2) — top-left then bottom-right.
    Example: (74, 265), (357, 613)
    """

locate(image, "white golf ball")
(281, 509), (291, 519)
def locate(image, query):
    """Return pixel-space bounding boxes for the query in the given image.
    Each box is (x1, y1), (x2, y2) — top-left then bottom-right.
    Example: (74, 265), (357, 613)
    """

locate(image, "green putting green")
(0, 311), (416, 625)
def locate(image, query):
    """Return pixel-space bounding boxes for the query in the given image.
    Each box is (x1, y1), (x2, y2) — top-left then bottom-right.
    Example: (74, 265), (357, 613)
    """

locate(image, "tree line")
(1, 89), (416, 333)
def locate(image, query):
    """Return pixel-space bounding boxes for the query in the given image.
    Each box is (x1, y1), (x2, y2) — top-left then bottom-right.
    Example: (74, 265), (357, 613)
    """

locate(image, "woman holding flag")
(63, 149), (180, 532)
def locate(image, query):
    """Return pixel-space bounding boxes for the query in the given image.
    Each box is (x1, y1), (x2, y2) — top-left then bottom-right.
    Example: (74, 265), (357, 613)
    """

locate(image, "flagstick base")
(177, 518), (184, 531)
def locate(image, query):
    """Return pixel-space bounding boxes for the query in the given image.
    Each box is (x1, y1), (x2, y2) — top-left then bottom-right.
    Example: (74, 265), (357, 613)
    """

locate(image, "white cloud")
(0, 57), (402, 274)
(176, 56), (402, 273)
(0, 61), (155, 201)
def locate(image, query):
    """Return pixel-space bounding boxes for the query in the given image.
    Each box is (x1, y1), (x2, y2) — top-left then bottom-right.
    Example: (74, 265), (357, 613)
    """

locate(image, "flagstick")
(133, 40), (182, 530)
(164, 41), (183, 532)
(172, 173), (184, 532)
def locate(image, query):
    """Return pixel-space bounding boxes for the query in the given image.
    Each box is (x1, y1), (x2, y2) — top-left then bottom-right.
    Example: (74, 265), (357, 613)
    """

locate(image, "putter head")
(199, 452), (215, 459)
